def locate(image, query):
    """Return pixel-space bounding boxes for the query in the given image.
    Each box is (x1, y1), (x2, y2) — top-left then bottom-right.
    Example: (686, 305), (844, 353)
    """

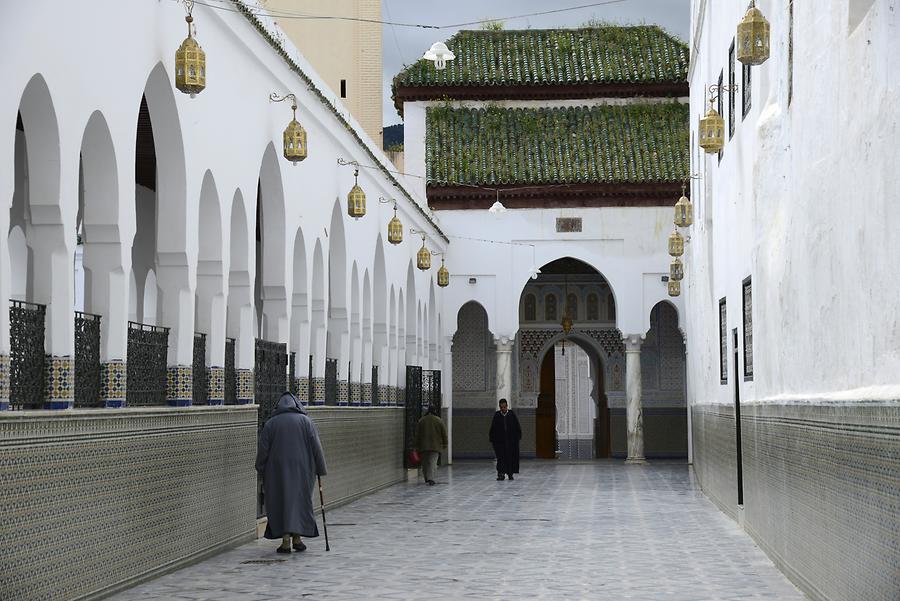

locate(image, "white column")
(495, 335), (514, 404)
(442, 336), (453, 464)
(624, 334), (646, 464)
(683, 332), (692, 465)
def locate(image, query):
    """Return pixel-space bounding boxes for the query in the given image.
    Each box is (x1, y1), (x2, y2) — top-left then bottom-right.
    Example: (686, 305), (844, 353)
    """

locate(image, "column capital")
(622, 334), (644, 352)
(494, 335), (515, 351)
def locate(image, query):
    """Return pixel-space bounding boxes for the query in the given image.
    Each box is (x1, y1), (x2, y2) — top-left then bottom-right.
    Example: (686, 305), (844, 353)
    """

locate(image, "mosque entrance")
(518, 258), (620, 460)
(535, 338), (610, 459)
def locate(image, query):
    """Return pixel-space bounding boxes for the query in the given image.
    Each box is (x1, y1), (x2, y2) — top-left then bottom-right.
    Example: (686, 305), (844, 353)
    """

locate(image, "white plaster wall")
(686, 0), (900, 405)
(439, 207), (685, 341)
(0, 1), (447, 375)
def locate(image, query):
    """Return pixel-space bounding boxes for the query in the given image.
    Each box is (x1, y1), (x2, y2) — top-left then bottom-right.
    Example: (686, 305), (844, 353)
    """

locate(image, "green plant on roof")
(480, 19), (504, 31)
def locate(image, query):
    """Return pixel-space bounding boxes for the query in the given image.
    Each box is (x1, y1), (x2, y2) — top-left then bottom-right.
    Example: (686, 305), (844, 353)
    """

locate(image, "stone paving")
(110, 461), (806, 600)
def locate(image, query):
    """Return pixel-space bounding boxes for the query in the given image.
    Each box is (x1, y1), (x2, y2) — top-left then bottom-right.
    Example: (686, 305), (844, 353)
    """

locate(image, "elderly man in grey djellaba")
(255, 392), (327, 553)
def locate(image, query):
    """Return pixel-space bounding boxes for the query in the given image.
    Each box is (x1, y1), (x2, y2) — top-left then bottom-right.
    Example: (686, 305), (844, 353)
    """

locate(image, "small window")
(545, 295), (557, 321)
(523, 294), (536, 321)
(717, 70), (724, 163)
(742, 62), (752, 118)
(340, 79), (347, 98)
(719, 298), (728, 384)
(566, 294), (578, 320)
(587, 294), (599, 321)
(728, 40), (736, 139)
(788, 0), (794, 106)
(743, 278), (753, 380)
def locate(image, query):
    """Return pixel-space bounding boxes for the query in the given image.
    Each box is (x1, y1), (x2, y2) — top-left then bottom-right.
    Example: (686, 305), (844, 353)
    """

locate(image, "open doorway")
(535, 337), (610, 459)
(518, 257), (619, 460)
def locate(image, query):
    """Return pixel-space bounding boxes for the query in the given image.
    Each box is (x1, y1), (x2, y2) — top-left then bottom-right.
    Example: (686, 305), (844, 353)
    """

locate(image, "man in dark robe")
(255, 392), (327, 553)
(489, 398), (521, 481)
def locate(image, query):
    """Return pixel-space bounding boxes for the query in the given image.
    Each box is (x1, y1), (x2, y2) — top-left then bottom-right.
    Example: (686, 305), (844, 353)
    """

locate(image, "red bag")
(407, 448), (421, 467)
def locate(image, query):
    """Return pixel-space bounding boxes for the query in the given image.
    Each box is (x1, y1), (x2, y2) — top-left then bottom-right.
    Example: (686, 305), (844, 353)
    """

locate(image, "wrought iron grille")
(255, 339), (287, 431)
(324, 358), (338, 405)
(126, 321), (169, 406)
(74, 311), (101, 408)
(308, 354), (314, 402)
(255, 338), (287, 519)
(371, 365), (379, 405)
(193, 332), (207, 405)
(9, 300), (46, 410)
(289, 352), (297, 395)
(423, 369), (442, 414)
(225, 337), (236, 405)
(404, 365), (423, 467)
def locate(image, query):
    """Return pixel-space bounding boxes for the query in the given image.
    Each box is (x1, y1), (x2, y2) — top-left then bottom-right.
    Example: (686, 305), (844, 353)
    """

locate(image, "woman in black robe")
(489, 398), (521, 480)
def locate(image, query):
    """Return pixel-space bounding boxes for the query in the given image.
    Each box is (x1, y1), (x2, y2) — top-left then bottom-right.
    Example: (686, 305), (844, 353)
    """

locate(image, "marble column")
(442, 336), (454, 464)
(623, 334), (645, 464)
(495, 336), (514, 405)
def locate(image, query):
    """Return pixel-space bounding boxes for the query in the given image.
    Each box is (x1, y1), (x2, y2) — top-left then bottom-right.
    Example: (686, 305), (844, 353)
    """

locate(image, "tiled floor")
(110, 461), (806, 600)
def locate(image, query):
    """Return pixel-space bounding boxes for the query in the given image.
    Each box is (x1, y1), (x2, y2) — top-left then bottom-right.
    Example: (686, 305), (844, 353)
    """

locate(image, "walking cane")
(317, 475), (330, 551)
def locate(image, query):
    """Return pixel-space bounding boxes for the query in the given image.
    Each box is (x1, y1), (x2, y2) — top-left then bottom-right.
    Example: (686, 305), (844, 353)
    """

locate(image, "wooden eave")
(426, 182), (684, 210)
(393, 81), (689, 115)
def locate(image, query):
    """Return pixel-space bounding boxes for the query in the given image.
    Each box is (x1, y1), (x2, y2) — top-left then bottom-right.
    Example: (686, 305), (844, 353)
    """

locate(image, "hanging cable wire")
(176, 0), (631, 30)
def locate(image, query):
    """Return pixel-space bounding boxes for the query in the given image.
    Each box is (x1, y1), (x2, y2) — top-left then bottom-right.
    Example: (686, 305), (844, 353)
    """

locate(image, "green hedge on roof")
(394, 26), (688, 93)
(426, 103), (689, 186)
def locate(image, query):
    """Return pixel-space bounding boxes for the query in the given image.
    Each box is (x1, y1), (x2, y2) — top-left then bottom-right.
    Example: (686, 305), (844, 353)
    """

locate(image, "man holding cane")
(256, 392), (328, 553)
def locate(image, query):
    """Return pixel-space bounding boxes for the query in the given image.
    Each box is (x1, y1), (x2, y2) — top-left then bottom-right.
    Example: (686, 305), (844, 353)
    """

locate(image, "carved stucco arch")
(516, 327), (626, 408)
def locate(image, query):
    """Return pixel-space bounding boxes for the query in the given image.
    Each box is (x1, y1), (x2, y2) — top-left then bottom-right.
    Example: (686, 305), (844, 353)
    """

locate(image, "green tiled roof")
(426, 103), (689, 186)
(394, 26), (688, 91)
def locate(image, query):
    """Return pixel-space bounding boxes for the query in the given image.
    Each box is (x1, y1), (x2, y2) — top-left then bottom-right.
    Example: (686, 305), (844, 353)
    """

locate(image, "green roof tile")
(426, 103), (689, 186)
(394, 26), (688, 93)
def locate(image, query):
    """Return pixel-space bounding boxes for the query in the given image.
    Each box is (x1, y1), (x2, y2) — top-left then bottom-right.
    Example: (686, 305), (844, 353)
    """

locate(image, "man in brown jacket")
(414, 405), (448, 485)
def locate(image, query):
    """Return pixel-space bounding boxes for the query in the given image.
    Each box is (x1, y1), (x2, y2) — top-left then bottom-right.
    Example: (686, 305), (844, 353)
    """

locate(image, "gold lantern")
(668, 230), (684, 257)
(670, 258), (684, 281)
(347, 168), (366, 219)
(175, 1), (206, 97)
(270, 93), (307, 164)
(416, 235), (431, 271)
(737, 1), (770, 66)
(437, 257), (450, 287)
(561, 314), (573, 336)
(388, 207), (403, 244)
(668, 279), (681, 297)
(698, 98), (725, 154)
(674, 187), (693, 228)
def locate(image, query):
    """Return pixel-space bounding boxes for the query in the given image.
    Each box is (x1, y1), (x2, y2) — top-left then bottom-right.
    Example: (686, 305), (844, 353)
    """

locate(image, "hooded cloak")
(255, 393), (327, 539)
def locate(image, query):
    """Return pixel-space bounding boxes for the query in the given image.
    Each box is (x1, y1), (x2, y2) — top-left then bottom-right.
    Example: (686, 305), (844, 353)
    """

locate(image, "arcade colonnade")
(0, 0), (446, 412)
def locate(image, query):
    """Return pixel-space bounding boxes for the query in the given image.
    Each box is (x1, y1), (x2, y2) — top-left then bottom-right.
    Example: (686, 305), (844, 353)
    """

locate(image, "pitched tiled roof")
(394, 26), (688, 93)
(426, 103), (689, 186)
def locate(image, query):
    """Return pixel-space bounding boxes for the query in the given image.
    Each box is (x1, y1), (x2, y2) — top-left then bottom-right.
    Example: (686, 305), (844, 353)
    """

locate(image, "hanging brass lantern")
(737, 1), (770, 66)
(271, 93), (307, 164)
(388, 206), (403, 244)
(175, 1), (206, 97)
(668, 230), (684, 257)
(670, 258), (684, 281)
(561, 314), (573, 335)
(668, 279), (681, 297)
(437, 257), (450, 287)
(674, 189), (693, 228)
(699, 98), (725, 154)
(416, 236), (431, 271)
(347, 168), (366, 219)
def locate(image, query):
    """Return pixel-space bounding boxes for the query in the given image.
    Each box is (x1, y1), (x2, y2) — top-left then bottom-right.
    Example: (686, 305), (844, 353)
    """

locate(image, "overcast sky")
(381, 0), (691, 126)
